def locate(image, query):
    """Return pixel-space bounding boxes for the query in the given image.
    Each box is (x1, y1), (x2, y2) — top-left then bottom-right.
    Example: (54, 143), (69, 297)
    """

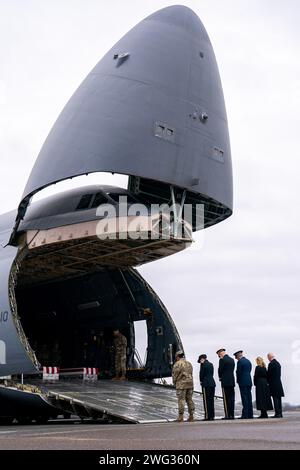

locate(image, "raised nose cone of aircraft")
(15, 4), (232, 239)
(146, 4), (209, 37)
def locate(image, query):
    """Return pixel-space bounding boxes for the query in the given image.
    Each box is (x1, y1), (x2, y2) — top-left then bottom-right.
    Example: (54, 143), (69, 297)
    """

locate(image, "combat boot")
(187, 414), (194, 422)
(176, 414), (184, 422)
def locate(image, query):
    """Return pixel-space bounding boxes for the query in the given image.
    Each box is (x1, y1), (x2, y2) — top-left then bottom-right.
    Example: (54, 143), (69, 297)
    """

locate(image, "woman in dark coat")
(254, 357), (273, 418)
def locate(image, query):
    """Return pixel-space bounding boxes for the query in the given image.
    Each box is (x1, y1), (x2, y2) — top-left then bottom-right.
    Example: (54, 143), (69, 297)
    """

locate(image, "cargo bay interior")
(15, 267), (182, 379)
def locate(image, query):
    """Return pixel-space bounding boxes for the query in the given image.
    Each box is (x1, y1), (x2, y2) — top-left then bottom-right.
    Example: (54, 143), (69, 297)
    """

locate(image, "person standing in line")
(172, 350), (195, 422)
(198, 354), (216, 421)
(234, 350), (253, 419)
(254, 356), (273, 418)
(267, 352), (284, 418)
(112, 330), (127, 381)
(217, 348), (235, 420)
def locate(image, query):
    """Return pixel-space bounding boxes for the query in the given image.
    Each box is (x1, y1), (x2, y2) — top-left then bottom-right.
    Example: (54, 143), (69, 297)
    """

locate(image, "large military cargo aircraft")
(0, 5), (232, 424)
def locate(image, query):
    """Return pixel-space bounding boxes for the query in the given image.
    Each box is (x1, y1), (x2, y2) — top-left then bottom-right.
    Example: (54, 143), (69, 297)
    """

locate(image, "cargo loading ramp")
(38, 379), (229, 424)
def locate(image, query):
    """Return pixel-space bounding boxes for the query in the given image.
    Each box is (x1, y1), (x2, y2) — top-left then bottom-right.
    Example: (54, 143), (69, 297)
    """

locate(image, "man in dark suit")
(217, 348), (235, 419)
(234, 350), (253, 419)
(198, 354), (216, 421)
(267, 353), (284, 418)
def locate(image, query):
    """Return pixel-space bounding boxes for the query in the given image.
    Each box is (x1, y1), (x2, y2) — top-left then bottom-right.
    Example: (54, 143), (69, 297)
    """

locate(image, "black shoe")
(272, 414), (283, 418)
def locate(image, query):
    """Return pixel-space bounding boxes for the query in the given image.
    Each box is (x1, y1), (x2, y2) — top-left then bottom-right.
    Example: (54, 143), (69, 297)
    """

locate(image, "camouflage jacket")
(172, 358), (194, 390)
(114, 333), (127, 355)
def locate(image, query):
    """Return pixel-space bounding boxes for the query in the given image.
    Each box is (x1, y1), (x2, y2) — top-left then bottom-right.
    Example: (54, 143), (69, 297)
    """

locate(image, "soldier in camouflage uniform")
(112, 330), (127, 381)
(172, 350), (195, 422)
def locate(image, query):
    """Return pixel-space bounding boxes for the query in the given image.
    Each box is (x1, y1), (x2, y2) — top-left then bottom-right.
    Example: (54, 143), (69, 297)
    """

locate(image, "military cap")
(233, 350), (243, 357)
(197, 354), (207, 362)
(216, 348), (225, 354)
(175, 350), (184, 357)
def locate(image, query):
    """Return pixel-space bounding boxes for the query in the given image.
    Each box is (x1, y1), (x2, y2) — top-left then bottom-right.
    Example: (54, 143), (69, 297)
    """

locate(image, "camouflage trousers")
(176, 388), (195, 415)
(115, 353), (126, 376)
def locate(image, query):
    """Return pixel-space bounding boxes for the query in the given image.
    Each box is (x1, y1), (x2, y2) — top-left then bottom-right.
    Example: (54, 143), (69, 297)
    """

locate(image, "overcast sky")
(0, 0), (299, 404)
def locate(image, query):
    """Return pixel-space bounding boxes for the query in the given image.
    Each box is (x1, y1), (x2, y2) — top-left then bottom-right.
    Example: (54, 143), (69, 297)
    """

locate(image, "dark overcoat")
(267, 359), (284, 397)
(254, 366), (273, 410)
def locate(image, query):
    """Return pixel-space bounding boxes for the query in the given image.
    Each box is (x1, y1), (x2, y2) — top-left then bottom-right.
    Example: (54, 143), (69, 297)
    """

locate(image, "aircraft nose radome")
(19, 3), (231, 219)
(145, 4), (207, 37)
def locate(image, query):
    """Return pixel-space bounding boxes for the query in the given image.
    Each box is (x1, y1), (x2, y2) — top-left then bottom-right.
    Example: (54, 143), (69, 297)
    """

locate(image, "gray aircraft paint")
(0, 230), (37, 375)
(0, 6), (232, 379)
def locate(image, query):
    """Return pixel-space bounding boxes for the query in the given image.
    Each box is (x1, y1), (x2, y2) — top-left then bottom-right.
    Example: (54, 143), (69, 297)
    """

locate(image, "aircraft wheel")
(16, 416), (32, 425)
(0, 417), (14, 425)
(35, 416), (49, 424)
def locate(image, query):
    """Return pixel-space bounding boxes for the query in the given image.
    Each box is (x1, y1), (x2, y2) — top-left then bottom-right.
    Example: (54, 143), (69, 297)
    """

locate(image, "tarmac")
(0, 412), (299, 450)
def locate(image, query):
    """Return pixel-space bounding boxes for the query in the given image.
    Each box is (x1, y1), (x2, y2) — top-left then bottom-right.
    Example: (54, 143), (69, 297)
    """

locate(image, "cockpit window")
(91, 193), (108, 208)
(76, 194), (93, 210)
(76, 192), (137, 210)
(108, 193), (137, 204)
